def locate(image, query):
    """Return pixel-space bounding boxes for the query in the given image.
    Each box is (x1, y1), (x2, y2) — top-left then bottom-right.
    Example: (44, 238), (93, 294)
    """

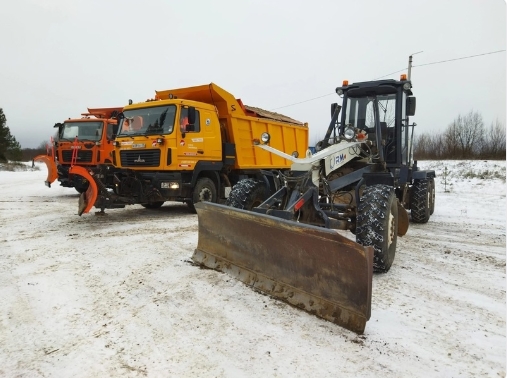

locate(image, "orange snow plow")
(69, 166), (98, 215)
(33, 138), (58, 187)
(192, 202), (374, 334)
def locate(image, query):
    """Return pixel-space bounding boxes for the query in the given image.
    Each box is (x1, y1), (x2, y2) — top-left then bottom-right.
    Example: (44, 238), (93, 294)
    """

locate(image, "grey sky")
(1, 0), (506, 148)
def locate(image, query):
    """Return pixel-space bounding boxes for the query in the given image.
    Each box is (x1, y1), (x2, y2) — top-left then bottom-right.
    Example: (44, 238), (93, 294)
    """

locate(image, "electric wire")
(270, 49), (506, 111)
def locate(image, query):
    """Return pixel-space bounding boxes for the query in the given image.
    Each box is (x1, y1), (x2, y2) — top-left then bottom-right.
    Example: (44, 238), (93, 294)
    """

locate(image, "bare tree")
(443, 111), (485, 158)
(483, 119), (506, 158)
(413, 112), (504, 160)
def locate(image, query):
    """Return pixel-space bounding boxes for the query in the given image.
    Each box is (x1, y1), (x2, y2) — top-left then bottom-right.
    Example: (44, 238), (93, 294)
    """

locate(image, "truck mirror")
(54, 122), (63, 128)
(187, 106), (196, 125)
(406, 97), (416, 116)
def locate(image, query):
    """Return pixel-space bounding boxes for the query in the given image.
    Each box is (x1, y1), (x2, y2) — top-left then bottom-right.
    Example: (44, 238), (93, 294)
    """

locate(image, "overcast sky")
(1, 0), (506, 148)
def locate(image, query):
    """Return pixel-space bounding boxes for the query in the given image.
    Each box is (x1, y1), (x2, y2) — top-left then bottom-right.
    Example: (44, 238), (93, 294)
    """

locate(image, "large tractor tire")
(226, 179), (266, 210)
(141, 201), (164, 209)
(410, 179), (431, 223)
(356, 185), (398, 273)
(429, 178), (435, 216)
(187, 177), (217, 213)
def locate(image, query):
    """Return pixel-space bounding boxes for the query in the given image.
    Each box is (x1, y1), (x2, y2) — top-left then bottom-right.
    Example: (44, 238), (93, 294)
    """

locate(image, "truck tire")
(410, 179), (431, 223)
(141, 201), (164, 209)
(429, 178), (435, 216)
(226, 179), (266, 210)
(356, 185), (398, 273)
(188, 177), (217, 213)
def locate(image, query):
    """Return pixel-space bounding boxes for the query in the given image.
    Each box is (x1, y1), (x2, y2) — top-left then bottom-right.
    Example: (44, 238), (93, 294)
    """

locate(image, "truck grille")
(61, 150), (93, 163)
(120, 149), (160, 167)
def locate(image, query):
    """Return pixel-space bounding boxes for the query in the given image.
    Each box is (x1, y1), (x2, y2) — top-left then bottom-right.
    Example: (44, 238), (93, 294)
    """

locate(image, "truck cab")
(54, 107), (122, 192)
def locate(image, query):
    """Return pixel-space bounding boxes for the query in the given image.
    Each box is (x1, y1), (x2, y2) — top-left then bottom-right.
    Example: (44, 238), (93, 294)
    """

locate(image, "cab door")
(176, 107), (221, 170)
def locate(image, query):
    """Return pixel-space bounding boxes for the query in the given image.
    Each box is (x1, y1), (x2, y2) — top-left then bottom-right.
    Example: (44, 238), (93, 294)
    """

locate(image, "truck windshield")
(60, 121), (103, 141)
(344, 94), (396, 130)
(117, 105), (176, 136)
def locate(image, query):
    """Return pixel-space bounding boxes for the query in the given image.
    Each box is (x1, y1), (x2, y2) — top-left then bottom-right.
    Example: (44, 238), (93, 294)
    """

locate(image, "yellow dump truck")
(74, 83), (308, 214)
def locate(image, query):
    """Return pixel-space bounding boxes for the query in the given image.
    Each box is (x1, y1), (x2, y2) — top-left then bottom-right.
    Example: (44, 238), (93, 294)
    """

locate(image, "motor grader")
(192, 76), (436, 334)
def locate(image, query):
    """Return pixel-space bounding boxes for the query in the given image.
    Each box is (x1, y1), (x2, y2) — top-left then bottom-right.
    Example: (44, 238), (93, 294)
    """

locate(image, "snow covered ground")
(0, 160), (506, 377)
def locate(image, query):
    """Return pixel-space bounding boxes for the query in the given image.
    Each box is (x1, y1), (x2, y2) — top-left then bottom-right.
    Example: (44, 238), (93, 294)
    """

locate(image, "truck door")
(176, 107), (221, 170)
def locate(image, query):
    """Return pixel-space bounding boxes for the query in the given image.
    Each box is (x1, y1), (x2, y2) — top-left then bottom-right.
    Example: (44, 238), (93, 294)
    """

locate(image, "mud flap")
(193, 202), (374, 334)
(33, 155), (58, 187)
(397, 201), (409, 236)
(69, 166), (98, 215)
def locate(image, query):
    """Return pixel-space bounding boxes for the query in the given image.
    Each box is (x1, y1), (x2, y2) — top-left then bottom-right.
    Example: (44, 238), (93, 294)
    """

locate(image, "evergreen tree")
(0, 108), (22, 162)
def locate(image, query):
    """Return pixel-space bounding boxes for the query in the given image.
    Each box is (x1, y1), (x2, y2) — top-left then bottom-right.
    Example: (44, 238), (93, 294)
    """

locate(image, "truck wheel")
(226, 179), (266, 210)
(356, 185), (398, 273)
(429, 178), (435, 216)
(188, 178), (217, 213)
(410, 179), (431, 223)
(141, 202), (164, 209)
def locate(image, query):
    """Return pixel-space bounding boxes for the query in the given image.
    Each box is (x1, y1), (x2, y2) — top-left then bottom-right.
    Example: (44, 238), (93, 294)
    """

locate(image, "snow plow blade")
(69, 166), (98, 216)
(192, 202), (374, 334)
(33, 154), (58, 187)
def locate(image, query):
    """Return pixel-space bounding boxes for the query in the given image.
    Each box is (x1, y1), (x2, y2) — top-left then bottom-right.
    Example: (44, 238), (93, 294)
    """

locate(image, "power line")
(270, 49), (506, 111)
(414, 49), (506, 68)
(271, 93), (335, 110)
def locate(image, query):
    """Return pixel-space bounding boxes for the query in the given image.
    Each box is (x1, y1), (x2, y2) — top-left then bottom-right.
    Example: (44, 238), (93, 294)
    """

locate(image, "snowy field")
(0, 160), (506, 377)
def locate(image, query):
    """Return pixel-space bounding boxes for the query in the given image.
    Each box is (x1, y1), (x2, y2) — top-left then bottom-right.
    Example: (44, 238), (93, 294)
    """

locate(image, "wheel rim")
(388, 208), (396, 247)
(198, 187), (213, 202)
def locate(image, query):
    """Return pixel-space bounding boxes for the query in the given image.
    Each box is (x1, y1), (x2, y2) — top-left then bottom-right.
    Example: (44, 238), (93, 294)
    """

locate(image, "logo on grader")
(330, 153), (346, 169)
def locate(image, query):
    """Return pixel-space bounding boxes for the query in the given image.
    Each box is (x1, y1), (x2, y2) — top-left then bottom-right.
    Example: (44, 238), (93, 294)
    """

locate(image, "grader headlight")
(344, 126), (356, 140)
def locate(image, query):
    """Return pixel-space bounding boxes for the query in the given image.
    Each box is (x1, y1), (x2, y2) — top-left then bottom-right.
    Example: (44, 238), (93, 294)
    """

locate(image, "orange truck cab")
(35, 107), (122, 192)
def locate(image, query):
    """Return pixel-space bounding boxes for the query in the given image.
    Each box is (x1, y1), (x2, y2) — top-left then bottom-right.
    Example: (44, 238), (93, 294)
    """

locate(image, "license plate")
(132, 143), (146, 148)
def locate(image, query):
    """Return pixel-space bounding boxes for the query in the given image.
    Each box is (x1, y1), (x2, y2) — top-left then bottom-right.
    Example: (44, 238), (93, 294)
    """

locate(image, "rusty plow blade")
(33, 154), (58, 187)
(69, 166), (98, 216)
(193, 202), (374, 334)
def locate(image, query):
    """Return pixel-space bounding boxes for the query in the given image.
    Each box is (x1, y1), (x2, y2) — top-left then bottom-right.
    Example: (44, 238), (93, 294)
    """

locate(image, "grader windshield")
(344, 94), (396, 130)
(118, 105), (177, 136)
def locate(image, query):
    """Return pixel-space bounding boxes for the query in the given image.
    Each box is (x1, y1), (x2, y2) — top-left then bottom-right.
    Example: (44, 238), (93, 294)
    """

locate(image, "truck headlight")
(161, 182), (179, 189)
(261, 132), (270, 144)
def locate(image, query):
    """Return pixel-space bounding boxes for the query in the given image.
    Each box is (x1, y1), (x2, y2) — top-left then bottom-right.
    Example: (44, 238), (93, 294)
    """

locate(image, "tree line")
(413, 110), (505, 160)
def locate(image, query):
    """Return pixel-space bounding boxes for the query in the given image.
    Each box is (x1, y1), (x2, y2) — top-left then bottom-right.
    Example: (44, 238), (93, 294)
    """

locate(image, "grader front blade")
(33, 154), (58, 187)
(192, 202), (373, 334)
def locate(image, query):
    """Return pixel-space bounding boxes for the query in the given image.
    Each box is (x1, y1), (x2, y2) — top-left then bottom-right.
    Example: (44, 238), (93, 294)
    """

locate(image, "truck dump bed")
(156, 83), (309, 170)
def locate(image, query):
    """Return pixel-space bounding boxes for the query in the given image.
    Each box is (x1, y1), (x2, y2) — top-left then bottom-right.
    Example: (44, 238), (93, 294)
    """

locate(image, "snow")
(0, 160), (506, 377)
